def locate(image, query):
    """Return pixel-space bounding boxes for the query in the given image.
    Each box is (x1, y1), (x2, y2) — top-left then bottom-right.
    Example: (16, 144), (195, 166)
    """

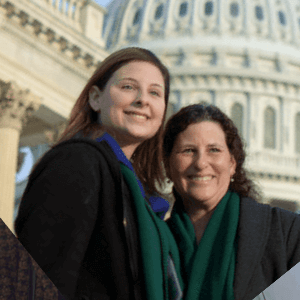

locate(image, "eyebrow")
(178, 143), (224, 148)
(207, 143), (224, 148)
(120, 77), (164, 89)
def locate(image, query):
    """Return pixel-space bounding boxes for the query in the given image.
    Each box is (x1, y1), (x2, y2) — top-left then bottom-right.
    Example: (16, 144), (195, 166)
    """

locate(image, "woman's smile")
(124, 111), (149, 121)
(188, 175), (215, 183)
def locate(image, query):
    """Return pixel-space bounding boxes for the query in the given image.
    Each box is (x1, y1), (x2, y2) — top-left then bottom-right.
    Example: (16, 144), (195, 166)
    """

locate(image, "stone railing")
(2, 0), (106, 45)
(1, 0), (107, 69)
(246, 151), (300, 177)
(45, 0), (84, 21)
(3, 0), (86, 32)
(24, 0), (86, 28)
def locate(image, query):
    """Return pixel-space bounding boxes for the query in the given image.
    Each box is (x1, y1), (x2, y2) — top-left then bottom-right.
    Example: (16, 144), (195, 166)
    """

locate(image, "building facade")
(0, 0), (108, 231)
(103, 0), (300, 209)
(3, 0), (300, 232)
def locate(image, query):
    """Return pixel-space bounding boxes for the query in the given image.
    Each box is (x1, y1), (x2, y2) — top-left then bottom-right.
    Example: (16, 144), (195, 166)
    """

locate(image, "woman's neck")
(102, 130), (141, 160)
(120, 143), (140, 160)
(189, 209), (215, 244)
(183, 201), (218, 244)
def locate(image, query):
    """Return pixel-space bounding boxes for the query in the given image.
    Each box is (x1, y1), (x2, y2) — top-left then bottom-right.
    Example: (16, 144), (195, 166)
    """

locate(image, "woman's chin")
(125, 130), (156, 143)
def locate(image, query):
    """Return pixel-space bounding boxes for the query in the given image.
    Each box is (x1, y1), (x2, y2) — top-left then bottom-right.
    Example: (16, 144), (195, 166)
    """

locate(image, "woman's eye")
(183, 148), (193, 153)
(209, 148), (220, 153)
(122, 85), (133, 90)
(150, 90), (160, 96)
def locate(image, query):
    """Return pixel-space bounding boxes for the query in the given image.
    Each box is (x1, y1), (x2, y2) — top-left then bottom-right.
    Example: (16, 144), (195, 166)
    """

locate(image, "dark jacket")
(0, 218), (65, 300)
(233, 197), (300, 300)
(15, 138), (145, 300)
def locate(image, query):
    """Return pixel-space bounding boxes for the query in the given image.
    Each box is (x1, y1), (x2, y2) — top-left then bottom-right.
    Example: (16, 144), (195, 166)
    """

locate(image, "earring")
(230, 177), (234, 182)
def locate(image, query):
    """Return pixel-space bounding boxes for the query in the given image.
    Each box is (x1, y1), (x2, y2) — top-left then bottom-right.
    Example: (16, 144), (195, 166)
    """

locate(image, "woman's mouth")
(188, 175), (213, 182)
(125, 112), (149, 120)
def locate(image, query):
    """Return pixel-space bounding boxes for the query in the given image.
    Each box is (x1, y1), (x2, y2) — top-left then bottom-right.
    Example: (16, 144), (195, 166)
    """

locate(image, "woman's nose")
(194, 152), (208, 169)
(133, 89), (148, 106)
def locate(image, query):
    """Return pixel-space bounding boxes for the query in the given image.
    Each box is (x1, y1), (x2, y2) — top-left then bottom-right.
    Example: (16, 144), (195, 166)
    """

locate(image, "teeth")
(128, 113), (147, 120)
(190, 176), (212, 181)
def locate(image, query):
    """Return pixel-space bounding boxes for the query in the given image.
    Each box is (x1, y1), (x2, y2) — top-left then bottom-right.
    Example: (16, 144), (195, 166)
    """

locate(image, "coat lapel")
(234, 197), (271, 300)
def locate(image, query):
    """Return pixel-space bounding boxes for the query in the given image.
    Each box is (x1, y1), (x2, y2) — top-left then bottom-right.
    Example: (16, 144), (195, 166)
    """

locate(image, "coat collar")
(234, 197), (272, 300)
(96, 133), (169, 218)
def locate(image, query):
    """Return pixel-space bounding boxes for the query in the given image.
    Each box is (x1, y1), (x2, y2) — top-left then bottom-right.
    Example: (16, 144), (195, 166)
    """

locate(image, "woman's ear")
(88, 86), (102, 112)
(230, 155), (237, 177)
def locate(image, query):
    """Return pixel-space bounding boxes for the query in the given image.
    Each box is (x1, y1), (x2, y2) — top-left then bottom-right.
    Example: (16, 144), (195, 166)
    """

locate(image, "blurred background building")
(1, 0), (300, 232)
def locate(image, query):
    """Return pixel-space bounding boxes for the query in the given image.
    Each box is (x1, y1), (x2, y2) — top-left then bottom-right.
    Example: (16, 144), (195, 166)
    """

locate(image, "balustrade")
(246, 151), (300, 175)
(23, 0), (86, 27)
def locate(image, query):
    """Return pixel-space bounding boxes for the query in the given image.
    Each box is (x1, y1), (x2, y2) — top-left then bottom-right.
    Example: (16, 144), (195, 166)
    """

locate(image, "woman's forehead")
(175, 121), (227, 145)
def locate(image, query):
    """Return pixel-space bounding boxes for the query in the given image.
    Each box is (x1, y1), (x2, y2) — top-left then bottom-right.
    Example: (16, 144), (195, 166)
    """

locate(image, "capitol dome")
(103, 0), (300, 210)
(104, 0), (300, 58)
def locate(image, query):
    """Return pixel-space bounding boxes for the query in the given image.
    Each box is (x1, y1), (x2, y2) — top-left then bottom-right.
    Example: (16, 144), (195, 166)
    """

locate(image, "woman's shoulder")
(239, 196), (300, 269)
(50, 137), (112, 157)
(28, 138), (119, 185)
(38, 138), (115, 168)
(241, 196), (300, 220)
(240, 196), (300, 237)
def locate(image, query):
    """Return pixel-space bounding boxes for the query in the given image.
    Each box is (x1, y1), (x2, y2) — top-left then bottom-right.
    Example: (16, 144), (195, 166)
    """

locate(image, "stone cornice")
(248, 171), (300, 183)
(0, 80), (41, 131)
(170, 67), (300, 87)
(0, 1), (108, 73)
(169, 73), (300, 101)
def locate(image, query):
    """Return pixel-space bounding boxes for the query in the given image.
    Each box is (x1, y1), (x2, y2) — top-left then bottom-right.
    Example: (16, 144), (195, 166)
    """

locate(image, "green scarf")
(168, 190), (240, 300)
(120, 164), (184, 300)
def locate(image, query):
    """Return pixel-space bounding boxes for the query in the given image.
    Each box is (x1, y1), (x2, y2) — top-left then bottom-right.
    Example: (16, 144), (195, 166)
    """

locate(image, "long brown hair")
(162, 104), (261, 200)
(47, 47), (170, 194)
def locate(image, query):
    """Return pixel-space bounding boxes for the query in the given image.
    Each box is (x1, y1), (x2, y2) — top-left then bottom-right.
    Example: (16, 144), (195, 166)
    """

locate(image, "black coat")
(15, 138), (145, 300)
(15, 137), (300, 300)
(233, 197), (300, 300)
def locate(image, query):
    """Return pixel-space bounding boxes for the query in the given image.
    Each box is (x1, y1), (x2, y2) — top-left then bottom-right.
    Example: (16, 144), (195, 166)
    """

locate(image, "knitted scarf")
(120, 163), (184, 300)
(168, 189), (240, 300)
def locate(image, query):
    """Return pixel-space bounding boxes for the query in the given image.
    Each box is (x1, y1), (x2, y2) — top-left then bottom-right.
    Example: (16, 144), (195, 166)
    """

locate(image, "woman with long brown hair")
(14, 47), (183, 300)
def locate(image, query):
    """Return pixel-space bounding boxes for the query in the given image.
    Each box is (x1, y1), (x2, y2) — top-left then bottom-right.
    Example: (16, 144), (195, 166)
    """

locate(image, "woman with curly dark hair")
(162, 104), (300, 300)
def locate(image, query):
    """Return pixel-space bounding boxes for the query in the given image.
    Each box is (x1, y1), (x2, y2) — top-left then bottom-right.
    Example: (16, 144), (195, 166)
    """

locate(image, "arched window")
(133, 8), (142, 25)
(179, 2), (188, 17)
(264, 106), (276, 149)
(295, 112), (300, 153)
(255, 5), (264, 21)
(230, 2), (239, 17)
(278, 11), (286, 26)
(231, 103), (243, 136)
(204, 1), (214, 16)
(155, 3), (164, 20)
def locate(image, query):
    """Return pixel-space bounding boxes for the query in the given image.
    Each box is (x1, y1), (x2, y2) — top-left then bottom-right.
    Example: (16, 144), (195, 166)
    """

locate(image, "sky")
(94, 0), (112, 7)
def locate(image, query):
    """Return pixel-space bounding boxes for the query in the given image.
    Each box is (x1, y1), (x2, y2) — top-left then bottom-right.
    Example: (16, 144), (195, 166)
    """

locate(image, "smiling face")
(168, 121), (236, 210)
(89, 60), (166, 151)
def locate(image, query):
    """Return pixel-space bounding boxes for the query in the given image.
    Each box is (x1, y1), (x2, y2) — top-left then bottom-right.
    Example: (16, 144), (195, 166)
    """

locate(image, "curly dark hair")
(162, 104), (261, 200)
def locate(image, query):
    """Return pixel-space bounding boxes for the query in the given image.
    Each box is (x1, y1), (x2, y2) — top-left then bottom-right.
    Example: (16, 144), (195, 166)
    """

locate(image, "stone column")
(0, 80), (40, 232)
